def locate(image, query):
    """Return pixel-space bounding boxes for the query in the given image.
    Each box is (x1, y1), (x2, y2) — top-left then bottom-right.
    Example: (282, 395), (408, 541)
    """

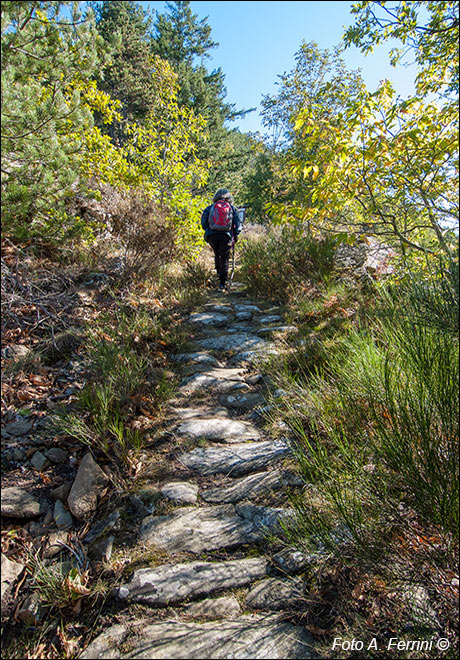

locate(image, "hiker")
(201, 188), (242, 291)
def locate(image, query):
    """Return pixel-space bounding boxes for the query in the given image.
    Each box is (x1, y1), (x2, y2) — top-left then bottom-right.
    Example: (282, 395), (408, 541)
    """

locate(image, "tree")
(1, 1), (108, 237)
(343, 1), (459, 100)
(91, 1), (157, 126)
(151, 0), (253, 195)
(260, 42), (364, 226)
(290, 81), (458, 255)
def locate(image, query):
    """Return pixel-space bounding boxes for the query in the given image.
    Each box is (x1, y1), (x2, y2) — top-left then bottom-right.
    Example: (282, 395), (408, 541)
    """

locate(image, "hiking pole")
(227, 206), (246, 292)
(228, 239), (236, 292)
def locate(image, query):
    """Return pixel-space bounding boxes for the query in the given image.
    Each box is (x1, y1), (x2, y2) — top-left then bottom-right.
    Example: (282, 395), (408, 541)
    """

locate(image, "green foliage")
(344, 1), (459, 99)
(239, 226), (337, 302)
(290, 83), (459, 254)
(271, 261), (459, 567)
(91, 0), (157, 125)
(1, 1), (110, 237)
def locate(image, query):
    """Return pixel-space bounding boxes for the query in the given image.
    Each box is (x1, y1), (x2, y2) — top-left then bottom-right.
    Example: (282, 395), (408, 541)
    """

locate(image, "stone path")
(81, 289), (316, 659)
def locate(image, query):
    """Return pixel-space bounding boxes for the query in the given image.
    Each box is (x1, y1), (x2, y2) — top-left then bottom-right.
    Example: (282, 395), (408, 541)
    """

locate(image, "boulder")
(67, 452), (109, 521)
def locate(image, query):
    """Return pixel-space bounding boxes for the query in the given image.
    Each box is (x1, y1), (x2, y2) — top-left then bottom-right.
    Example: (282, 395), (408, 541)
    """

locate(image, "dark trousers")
(207, 233), (232, 287)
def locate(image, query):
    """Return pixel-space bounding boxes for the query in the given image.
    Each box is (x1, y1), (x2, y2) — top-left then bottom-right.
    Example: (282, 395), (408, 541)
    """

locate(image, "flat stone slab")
(179, 368), (249, 394)
(219, 392), (265, 410)
(201, 469), (302, 504)
(79, 614), (316, 659)
(1, 487), (41, 518)
(258, 315), (282, 324)
(189, 312), (228, 327)
(235, 311), (252, 321)
(230, 346), (279, 365)
(139, 503), (289, 553)
(245, 577), (306, 611)
(116, 557), (268, 605)
(234, 304), (262, 313)
(183, 595), (241, 619)
(171, 352), (220, 367)
(161, 481), (198, 504)
(179, 439), (291, 476)
(176, 418), (260, 443)
(168, 406), (230, 420)
(257, 325), (298, 336)
(197, 332), (268, 352)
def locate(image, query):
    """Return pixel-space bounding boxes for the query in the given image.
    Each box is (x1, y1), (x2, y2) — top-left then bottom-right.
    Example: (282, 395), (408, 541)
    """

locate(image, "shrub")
(239, 225), (337, 302)
(271, 259), (459, 564)
(110, 191), (178, 280)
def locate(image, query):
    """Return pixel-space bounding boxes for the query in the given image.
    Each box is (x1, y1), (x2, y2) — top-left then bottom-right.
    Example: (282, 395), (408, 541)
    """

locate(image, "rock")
(43, 531), (69, 558)
(196, 332), (268, 352)
(1, 554), (24, 603)
(51, 482), (72, 502)
(116, 557), (268, 606)
(161, 481), (198, 504)
(219, 392), (265, 410)
(245, 577), (306, 611)
(176, 418), (260, 443)
(172, 352), (220, 368)
(44, 447), (68, 464)
(235, 311), (252, 321)
(272, 548), (314, 575)
(139, 503), (289, 553)
(179, 372), (250, 395)
(2, 344), (32, 360)
(90, 535), (114, 562)
(258, 315), (282, 324)
(15, 593), (44, 626)
(79, 614), (316, 659)
(1, 487), (41, 518)
(179, 439), (290, 477)
(203, 304), (234, 314)
(228, 324), (256, 334)
(189, 312), (228, 327)
(234, 304), (261, 313)
(83, 510), (121, 545)
(230, 347), (279, 366)
(169, 407), (229, 420)
(3, 418), (32, 437)
(183, 596), (241, 619)
(53, 500), (73, 530)
(401, 584), (441, 629)
(67, 452), (109, 521)
(30, 450), (50, 471)
(201, 469), (302, 504)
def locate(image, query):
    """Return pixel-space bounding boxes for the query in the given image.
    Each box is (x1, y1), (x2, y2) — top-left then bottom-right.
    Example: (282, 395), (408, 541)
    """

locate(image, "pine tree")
(1, 1), (106, 237)
(91, 0), (156, 125)
(151, 0), (253, 195)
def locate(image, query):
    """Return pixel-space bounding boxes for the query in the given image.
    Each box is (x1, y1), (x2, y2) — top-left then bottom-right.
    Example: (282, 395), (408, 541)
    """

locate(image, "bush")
(110, 191), (178, 280)
(239, 225), (337, 302)
(271, 259), (459, 564)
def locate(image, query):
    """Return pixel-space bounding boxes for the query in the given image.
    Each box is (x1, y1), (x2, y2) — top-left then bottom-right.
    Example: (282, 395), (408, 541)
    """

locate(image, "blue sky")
(140, 1), (419, 135)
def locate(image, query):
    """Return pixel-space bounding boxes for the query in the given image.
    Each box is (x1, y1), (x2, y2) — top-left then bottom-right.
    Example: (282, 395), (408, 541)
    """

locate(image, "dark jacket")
(201, 203), (242, 242)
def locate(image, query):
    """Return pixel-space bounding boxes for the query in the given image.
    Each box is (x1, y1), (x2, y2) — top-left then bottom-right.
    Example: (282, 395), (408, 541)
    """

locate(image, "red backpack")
(208, 200), (233, 231)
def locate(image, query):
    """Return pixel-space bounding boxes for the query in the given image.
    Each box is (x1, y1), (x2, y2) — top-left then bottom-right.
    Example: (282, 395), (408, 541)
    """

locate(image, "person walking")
(201, 188), (242, 291)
